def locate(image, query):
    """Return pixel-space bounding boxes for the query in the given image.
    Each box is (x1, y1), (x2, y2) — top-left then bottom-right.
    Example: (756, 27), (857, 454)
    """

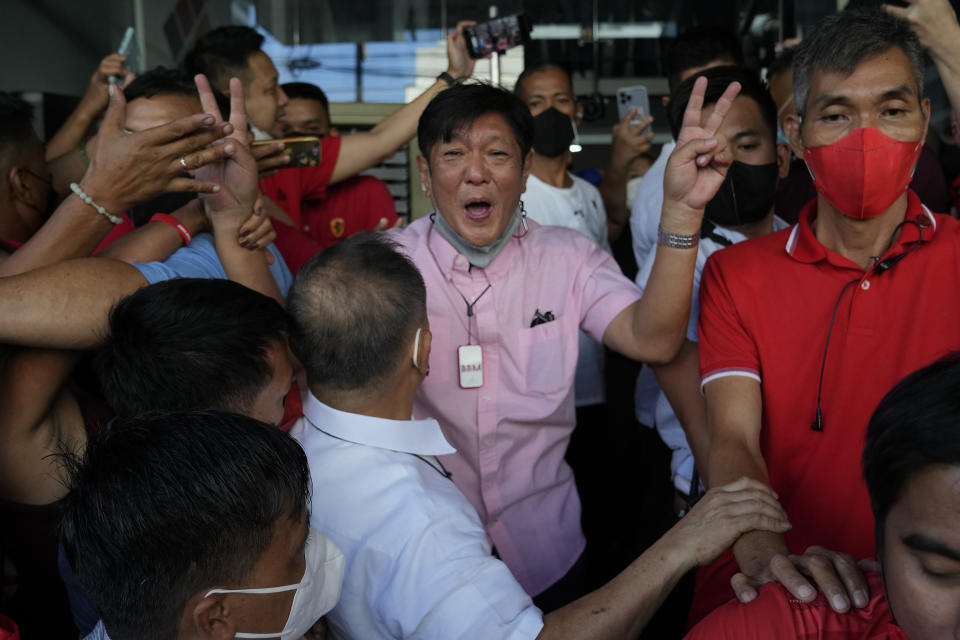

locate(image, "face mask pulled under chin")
(803, 126), (922, 220)
(204, 528), (346, 640)
(532, 107), (575, 158)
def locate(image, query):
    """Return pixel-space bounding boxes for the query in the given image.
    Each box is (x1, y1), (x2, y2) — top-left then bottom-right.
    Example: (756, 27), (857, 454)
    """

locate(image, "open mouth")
(464, 199), (493, 220)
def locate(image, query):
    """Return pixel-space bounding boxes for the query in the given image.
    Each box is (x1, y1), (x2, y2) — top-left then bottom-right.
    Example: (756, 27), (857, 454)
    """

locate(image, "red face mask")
(803, 127), (922, 219)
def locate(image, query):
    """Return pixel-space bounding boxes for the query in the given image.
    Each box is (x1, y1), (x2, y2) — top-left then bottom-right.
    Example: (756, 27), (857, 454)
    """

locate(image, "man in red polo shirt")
(687, 355), (960, 639)
(692, 6), (960, 624)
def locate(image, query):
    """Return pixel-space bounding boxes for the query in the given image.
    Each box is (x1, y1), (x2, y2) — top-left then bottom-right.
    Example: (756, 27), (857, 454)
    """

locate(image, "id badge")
(458, 344), (483, 389)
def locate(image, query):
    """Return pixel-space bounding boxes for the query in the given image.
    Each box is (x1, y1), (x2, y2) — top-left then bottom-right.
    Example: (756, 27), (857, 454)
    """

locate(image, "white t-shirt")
(522, 172), (610, 406)
(634, 216), (790, 493)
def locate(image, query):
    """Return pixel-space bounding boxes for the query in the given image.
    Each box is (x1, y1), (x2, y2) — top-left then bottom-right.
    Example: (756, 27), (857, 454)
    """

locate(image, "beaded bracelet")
(150, 213), (193, 247)
(69, 183), (123, 225)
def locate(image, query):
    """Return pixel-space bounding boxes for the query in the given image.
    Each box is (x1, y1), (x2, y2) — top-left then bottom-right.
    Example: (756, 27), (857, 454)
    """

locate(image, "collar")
(302, 391), (455, 456)
(785, 189), (936, 265)
(426, 214), (524, 280)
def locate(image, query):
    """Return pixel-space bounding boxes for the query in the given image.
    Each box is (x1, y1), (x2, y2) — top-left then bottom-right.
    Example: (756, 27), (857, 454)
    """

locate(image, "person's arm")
(0, 258), (147, 350)
(704, 352), (870, 614)
(886, 0), (960, 114)
(652, 338), (710, 484)
(537, 477), (790, 640)
(0, 85), (236, 277)
(194, 75), (284, 304)
(0, 348), (85, 505)
(97, 198), (207, 263)
(600, 111), (654, 243)
(46, 53), (132, 162)
(330, 21), (476, 185)
(603, 79), (741, 364)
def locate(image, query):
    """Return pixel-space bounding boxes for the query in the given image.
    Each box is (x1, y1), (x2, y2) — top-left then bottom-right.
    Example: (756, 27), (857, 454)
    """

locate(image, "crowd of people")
(1, 1), (960, 639)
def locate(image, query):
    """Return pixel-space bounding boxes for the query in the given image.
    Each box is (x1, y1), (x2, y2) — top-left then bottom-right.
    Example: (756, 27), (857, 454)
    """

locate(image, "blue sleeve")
(133, 233), (293, 297)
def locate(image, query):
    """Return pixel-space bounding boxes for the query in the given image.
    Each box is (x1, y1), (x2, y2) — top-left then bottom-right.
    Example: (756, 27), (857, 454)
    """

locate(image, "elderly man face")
(418, 112), (532, 247)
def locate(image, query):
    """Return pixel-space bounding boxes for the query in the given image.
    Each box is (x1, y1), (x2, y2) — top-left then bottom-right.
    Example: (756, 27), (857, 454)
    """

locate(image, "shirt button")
(482, 436), (494, 448)
(861, 280), (871, 291)
(455, 255), (467, 267)
(303, 224), (310, 231)
(483, 479), (495, 489)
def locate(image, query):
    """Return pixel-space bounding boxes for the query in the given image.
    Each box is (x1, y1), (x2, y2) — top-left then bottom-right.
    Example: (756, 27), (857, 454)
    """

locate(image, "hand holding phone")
(463, 14), (532, 58)
(617, 85), (650, 127)
(251, 136), (322, 169)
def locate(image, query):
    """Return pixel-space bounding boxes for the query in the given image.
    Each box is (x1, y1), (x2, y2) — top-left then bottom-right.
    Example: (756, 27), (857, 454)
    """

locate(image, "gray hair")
(793, 7), (925, 119)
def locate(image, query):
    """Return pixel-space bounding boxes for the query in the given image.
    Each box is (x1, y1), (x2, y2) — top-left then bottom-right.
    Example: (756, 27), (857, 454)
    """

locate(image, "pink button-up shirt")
(393, 216), (642, 595)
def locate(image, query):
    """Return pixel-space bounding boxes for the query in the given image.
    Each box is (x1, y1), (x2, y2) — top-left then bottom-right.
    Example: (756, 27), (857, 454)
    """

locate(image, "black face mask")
(129, 191), (197, 227)
(703, 161), (779, 228)
(532, 107), (575, 158)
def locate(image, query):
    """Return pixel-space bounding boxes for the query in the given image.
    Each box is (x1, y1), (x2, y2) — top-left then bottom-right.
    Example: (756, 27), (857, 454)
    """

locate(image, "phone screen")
(463, 14), (531, 59)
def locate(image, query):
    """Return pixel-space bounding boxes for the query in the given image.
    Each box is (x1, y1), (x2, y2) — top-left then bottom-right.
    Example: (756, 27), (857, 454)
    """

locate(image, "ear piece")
(412, 327), (422, 368)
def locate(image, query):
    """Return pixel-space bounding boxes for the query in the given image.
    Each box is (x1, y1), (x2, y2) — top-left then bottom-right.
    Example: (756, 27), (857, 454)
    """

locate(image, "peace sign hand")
(661, 77), (741, 230)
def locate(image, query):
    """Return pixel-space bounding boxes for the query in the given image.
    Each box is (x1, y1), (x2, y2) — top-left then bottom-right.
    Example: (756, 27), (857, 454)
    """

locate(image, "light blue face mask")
(777, 123), (790, 146)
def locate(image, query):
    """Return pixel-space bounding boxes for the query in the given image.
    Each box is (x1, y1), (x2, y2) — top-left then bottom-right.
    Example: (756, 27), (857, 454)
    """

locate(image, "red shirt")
(300, 175), (398, 248)
(259, 136), (341, 226)
(692, 191), (960, 622)
(685, 572), (907, 640)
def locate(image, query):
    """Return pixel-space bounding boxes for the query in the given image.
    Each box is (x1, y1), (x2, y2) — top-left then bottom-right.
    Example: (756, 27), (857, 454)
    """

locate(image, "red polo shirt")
(300, 175), (398, 248)
(692, 190), (960, 623)
(259, 136), (341, 226)
(685, 572), (907, 640)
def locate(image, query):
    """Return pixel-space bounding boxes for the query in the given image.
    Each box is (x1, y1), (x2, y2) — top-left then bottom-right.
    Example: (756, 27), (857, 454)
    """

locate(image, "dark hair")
(60, 411), (310, 640)
(123, 66), (198, 103)
(513, 62), (573, 100)
(185, 26), (265, 91)
(766, 47), (796, 83)
(667, 65), (777, 141)
(94, 279), (290, 418)
(666, 26), (745, 92)
(863, 353), (960, 548)
(288, 233), (426, 393)
(282, 81), (330, 113)
(793, 7), (924, 118)
(418, 83), (533, 163)
(0, 93), (38, 171)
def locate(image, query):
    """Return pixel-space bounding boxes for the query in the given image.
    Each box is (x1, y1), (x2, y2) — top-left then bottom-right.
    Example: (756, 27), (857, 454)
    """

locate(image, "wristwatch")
(658, 225), (700, 250)
(437, 71), (460, 88)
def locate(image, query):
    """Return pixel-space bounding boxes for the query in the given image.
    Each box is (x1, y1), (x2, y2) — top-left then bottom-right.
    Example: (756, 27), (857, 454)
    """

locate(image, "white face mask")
(204, 528), (346, 639)
(626, 176), (644, 206)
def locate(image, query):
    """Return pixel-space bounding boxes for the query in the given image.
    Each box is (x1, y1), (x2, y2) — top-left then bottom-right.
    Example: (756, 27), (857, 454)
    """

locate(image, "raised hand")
(885, 0), (960, 55)
(193, 74), (260, 230)
(611, 109), (655, 165)
(662, 76), (741, 218)
(78, 84), (235, 214)
(446, 21), (478, 81)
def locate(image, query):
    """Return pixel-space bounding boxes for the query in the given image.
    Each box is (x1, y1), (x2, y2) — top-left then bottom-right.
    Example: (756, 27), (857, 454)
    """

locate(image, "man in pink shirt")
(393, 80), (742, 608)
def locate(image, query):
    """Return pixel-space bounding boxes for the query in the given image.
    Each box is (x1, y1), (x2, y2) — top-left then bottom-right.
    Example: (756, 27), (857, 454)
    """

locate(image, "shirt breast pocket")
(517, 321), (567, 396)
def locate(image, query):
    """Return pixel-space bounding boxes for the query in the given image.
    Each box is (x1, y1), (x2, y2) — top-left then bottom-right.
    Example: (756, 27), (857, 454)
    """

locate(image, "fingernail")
(224, 143), (235, 153)
(108, 84), (115, 97)
(853, 591), (868, 607)
(798, 586), (815, 599)
(276, 143), (286, 150)
(831, 594), (849, 610)
(202, 115), (215, 125)
(211, 185), (220, 192)
(739, 591), (756, 603)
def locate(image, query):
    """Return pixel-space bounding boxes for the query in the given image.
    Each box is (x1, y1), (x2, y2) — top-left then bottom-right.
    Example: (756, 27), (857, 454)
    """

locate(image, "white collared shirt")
(295, 392), (544, 640)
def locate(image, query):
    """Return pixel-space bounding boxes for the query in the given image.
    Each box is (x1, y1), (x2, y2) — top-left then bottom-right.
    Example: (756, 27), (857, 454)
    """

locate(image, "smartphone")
(252, 136), (323, 168)
(110, 26), (137, 84)
(463, 14), (532, 59)
(616, 85), (650, 127)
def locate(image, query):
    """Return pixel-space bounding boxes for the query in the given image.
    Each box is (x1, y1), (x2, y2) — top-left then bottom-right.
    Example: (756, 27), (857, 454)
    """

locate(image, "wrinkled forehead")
(124, 94), (203, 132)
(804, 47), (921, 112)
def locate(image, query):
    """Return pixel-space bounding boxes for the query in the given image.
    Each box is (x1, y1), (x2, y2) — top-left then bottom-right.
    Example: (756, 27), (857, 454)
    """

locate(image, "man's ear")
(7, 166), (28, 202)
(920, 96), (932, 147)
(776, 142), (792, 180)
(193, 591), (237, 640)
(416, 155), (432, 200)
(784, 113), (804, 160)
(574, 98), (583, 127)
(415, 327), (432, 375)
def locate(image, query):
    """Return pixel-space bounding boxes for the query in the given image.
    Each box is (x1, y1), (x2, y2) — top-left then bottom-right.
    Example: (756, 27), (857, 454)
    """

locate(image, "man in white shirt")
(636, 66), (791, 500)
(286, 233), (792, 640)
